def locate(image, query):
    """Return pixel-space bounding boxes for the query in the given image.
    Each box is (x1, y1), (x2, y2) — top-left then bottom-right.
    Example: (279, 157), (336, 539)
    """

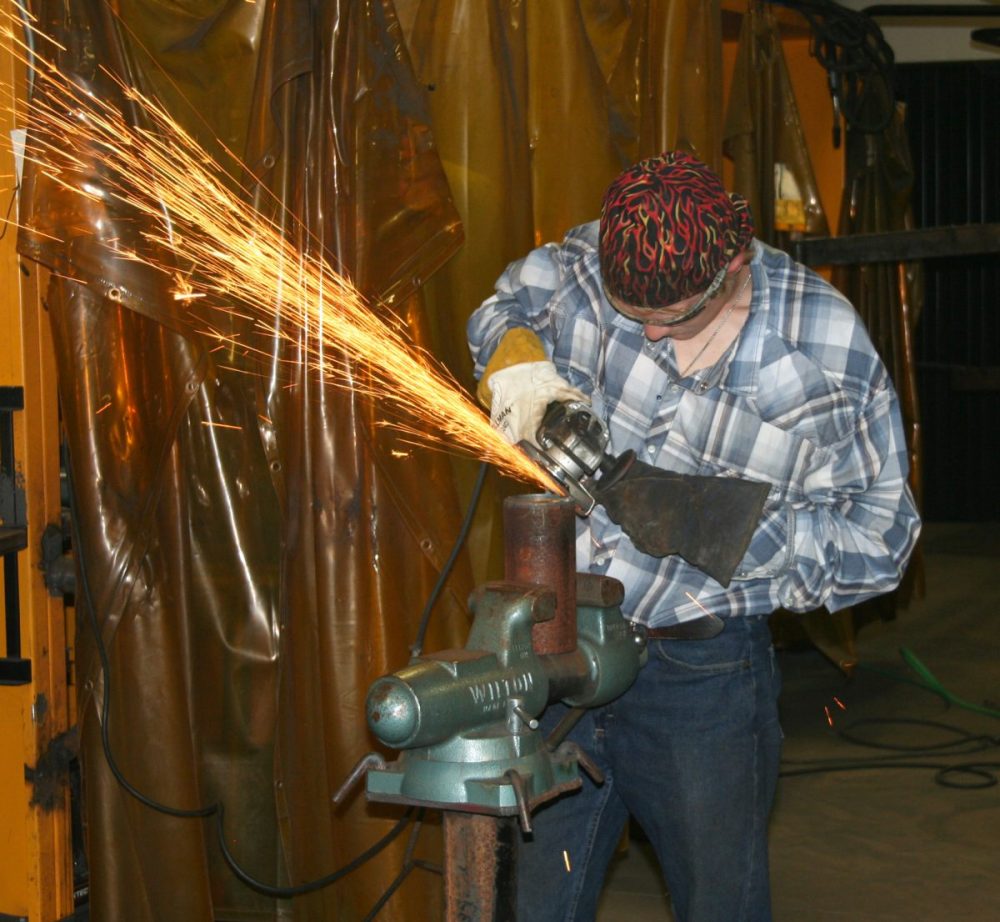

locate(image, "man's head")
(599, 151), (754, 313)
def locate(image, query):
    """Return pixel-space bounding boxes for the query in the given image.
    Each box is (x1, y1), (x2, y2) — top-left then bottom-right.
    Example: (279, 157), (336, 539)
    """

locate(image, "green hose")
(860, 647), (1000, 720)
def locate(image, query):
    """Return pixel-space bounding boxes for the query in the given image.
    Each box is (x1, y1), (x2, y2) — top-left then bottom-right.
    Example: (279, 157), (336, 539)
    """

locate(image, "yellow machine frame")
(0, 3), (77, 916)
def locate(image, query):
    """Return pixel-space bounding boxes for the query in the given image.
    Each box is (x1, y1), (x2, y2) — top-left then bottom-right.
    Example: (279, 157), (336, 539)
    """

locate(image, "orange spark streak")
(684, 592), (712, 616)
(833, 696), (846, 711)
(49, 270), (84, 283)
(0, 215), (62, 242)
(201, 421), (243, 431)
(824, 705), (834, 728)
(95, 401), (111, 414)
(1, 4), (561, 495)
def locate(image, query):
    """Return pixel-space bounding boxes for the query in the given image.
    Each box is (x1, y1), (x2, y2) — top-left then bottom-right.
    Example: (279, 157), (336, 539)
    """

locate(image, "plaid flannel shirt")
(468, 221), (921, 628)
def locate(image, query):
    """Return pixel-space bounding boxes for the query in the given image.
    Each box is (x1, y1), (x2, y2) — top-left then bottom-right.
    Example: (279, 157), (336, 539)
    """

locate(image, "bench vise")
(361, 495), (646, 831)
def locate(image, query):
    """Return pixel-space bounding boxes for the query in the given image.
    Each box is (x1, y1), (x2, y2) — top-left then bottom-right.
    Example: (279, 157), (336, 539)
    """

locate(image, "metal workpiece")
(503, 493), (577, 655)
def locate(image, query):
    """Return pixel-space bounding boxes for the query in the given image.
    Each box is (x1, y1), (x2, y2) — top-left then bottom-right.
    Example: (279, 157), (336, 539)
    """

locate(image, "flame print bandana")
(599, 151), (755, 309)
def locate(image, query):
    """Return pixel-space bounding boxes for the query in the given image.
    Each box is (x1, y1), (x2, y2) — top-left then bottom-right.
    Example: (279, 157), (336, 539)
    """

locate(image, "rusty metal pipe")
(443, 813), (518, 922)
(503, 494), (577, 655)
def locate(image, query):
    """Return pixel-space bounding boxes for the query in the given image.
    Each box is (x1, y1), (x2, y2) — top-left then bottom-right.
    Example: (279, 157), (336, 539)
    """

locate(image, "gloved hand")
(594, 460), (770, 586)
(486, 360), (587, 446)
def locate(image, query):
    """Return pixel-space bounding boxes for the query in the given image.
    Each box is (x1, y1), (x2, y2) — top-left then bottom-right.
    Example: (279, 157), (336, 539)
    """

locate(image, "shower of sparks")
(0, 4), (560, 494)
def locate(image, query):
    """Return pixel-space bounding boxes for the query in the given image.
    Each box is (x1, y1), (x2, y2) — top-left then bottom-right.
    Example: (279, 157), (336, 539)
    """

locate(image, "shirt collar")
(718, 241), (767, 395)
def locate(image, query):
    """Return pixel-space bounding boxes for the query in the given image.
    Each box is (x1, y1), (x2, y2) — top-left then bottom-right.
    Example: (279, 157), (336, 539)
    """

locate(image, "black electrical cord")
(215, 802), (415, 898)
(70, 454), (489, 902)
(780, 692), (1000, 790)
(781, 739), (1000, 789)
(351, 461), (491, 911)
(834, 716), (996, 754)
(410, 460), (490, 658)
(360, 810), (444, 922)
(0, 184), (19, 242)
(765, 0), (897, 144)
(781, 757), (1000, 789)
(68, 461), (413, 898)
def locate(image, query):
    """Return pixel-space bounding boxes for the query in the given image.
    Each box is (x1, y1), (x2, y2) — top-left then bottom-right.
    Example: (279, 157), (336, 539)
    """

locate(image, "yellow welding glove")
(476, 328), (549, 407)
(477, 329), (586, 447)
(487, 361), (588, 446)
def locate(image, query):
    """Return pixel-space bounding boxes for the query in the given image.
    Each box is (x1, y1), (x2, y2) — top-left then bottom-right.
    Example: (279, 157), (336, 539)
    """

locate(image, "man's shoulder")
(757, 241), (853, 317)
(544, 222), (603, 305)
(555, 221), (601, 264)
(563, 220), (601, 247)
(757, 243), (878, 368)
(753, 243), (891, 421)
(515, 221), (599, 284)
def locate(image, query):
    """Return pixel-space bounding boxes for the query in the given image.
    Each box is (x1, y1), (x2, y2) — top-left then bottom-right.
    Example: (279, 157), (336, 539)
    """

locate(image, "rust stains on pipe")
(443, 812), (518, 921)
(503, 494), (577, 655)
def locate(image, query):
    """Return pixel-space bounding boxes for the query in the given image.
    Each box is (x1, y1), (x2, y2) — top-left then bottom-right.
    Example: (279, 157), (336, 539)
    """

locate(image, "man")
(466, 151), (920, 922)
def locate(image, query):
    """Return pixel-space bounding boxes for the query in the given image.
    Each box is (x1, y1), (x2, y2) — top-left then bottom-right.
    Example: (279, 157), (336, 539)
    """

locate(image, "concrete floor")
(596, 522), (1000, 922)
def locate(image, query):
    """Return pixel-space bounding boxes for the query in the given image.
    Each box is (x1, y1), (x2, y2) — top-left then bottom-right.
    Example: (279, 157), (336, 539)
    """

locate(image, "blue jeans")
(517, 615), (782, 922)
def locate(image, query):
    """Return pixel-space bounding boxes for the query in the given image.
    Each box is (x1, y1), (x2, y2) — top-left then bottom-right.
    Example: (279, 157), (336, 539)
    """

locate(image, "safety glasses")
(606, 262), (730, 328)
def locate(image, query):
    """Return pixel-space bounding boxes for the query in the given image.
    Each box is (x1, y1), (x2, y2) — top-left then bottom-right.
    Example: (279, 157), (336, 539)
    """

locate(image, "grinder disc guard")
(519, 401), (635, 514)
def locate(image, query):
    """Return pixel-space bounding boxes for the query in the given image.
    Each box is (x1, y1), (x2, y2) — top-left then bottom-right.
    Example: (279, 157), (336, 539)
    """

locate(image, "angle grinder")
(519, 400), (635, 515)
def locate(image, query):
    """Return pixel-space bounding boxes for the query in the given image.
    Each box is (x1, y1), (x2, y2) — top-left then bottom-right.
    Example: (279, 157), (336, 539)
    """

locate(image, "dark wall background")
(896, 60), (1000, 522)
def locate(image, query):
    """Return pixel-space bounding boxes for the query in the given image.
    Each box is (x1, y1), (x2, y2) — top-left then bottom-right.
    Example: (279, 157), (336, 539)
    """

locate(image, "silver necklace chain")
(678, 267), (752, 378)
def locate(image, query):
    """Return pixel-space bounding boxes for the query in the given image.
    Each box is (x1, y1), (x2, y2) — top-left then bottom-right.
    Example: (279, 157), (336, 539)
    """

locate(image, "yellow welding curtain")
(17, 1), (722, 920)
(20, 0), (470, 919)
(395, 0), (724, 581)
(396, 0), (723, 389)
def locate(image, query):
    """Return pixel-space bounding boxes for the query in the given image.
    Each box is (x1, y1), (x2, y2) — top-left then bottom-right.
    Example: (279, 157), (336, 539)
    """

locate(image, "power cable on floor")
(780, 648), (1000, 790)
(892, 647), (1000, 720)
